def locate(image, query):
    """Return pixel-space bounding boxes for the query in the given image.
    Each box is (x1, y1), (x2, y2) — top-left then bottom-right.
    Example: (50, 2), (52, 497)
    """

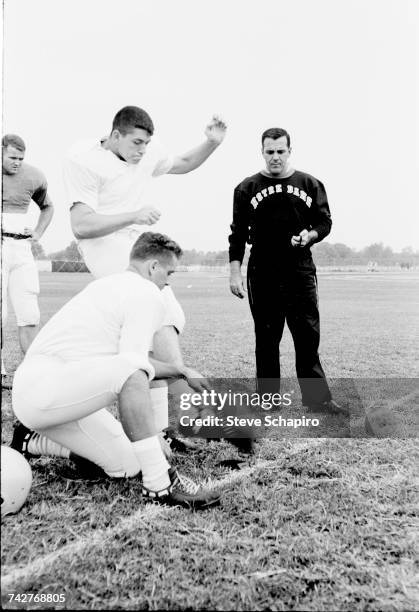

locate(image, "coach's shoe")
(142, 468), (221, 510)
(207, 437), (255, 455)
(303, 399), (349, 415)
(227, 437), (255, 454)
(10, 423), (36, 459)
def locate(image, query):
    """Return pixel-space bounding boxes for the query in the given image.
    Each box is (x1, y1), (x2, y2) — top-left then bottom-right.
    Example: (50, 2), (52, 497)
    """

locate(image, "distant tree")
(401, 246), (414, 256)
(312, 242), (344, 265)
(48, 240), (84, 261)
(361, 243), (393, 261)
(333, 243), (354, 261)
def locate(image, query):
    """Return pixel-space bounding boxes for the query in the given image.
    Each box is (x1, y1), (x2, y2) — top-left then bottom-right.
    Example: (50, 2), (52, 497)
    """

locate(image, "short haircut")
(261, 128), (291, 148)
(2, 134), (26, 152)
(130, 232), (182, 263)
(111, 106), (154, 137)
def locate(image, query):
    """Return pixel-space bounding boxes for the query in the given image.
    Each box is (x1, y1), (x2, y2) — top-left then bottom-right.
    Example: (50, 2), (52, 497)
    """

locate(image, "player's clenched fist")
(134, 206), (161, 225)
(205, 115), (227, 145)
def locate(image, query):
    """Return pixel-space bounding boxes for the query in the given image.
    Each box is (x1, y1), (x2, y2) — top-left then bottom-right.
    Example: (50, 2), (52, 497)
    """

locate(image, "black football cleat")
(142, 467), (220, 510)
(10, 422), (36, 458)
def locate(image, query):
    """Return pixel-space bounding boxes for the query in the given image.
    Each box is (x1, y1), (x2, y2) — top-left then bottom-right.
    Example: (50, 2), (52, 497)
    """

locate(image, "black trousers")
(247, 262), (331, 405)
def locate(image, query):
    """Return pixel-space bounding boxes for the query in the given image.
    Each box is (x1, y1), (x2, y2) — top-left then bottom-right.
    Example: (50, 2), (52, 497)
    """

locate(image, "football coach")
(228, 127), (346, 414)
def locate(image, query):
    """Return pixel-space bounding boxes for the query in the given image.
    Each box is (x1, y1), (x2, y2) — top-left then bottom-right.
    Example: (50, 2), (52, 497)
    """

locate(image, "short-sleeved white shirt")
(26, 271), (166, 380)
(63, 138), (173, 229)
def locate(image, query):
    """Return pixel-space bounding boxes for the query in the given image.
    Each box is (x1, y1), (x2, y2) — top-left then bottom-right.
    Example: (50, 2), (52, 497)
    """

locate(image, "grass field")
(1, 270), (418, 611)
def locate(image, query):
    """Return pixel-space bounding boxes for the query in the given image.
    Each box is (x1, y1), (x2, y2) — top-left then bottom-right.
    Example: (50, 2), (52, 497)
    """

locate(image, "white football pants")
(12, 354), (169, 477)
(1, 238), (40, 327)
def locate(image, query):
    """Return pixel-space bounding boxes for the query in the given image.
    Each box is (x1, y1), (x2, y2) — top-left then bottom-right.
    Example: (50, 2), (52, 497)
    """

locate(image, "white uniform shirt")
(26, 272), (165, 379)
(63, 138), (173, 233)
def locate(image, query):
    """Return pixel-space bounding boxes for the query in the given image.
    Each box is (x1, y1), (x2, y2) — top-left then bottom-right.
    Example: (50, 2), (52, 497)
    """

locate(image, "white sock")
(28, 433), (71, 458)
(151, 386), (169, 431)
(132, 436), (170, 491)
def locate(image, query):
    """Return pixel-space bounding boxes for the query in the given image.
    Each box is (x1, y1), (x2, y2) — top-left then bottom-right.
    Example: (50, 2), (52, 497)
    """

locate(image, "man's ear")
(149, 259), (159, 273)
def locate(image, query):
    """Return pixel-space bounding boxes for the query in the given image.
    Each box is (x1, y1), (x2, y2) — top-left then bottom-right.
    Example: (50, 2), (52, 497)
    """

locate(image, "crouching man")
(11, 232), (219, 510)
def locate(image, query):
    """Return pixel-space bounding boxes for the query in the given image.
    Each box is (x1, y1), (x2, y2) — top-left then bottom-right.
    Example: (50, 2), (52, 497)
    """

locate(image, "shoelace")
(176, 472), (200, 495)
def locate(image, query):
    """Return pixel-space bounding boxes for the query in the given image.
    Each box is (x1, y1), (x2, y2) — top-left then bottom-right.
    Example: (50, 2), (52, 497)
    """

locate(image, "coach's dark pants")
(247, 260), (331, 405)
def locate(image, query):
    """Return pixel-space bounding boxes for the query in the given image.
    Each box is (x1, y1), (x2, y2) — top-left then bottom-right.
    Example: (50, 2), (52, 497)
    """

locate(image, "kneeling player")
(11, 233), (220, 509)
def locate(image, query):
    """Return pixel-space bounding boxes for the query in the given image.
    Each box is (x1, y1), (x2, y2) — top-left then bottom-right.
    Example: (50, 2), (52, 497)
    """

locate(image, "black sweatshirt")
(228, 170), (332, 267)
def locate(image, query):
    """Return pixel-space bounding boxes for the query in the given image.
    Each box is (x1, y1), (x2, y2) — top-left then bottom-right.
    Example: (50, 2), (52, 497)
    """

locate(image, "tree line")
(33, 240), (418, 267)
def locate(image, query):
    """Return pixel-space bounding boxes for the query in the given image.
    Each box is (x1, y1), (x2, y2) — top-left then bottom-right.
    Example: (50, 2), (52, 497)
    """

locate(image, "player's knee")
(123, 369), (150, 391)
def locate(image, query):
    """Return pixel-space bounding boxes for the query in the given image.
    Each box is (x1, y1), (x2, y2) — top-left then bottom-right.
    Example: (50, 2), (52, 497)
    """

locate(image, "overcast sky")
(3, 0), (418, 253)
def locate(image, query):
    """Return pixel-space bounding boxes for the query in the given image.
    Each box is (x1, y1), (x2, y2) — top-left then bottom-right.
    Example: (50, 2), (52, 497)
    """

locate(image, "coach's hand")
(181, 367), (211, 393)
(134, 206), (161, 226)
(291, 229), (310, 247)
(230, 273), (246, 299)
(205, 115), (227, 145)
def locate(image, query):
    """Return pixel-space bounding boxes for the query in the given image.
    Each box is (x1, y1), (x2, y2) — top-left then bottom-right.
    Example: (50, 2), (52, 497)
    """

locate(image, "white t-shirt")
(26, 271), (165, 379)
(63, 138), (173, 232)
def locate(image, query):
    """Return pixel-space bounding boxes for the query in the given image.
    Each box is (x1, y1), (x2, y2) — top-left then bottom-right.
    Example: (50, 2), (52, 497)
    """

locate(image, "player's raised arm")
(168, 115), (227, 174)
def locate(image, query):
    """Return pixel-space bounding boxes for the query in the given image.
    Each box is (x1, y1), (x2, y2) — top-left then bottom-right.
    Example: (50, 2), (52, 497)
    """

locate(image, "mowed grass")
(1, 270), (419, 611)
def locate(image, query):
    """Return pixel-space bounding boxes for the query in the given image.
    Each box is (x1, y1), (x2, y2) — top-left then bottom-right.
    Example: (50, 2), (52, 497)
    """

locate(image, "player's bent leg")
(38, 409), (142, 478)
(11, 353), (150, 476)
(12, 353), (144, 429)
(12, 358), (219, 506)
(12, 357), (165, 480)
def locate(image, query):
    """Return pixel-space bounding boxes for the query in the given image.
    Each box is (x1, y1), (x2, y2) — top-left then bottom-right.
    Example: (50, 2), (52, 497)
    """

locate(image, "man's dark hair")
(261, 128), (291, 148)
(111, 106), (154, 137)
(2, 134), (26, 152)
(130, 232), (182, 262)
